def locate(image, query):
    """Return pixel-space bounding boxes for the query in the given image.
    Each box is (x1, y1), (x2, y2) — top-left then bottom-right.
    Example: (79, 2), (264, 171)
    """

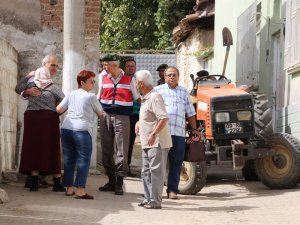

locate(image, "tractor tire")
(242, 160), (259, 181)
(242, 92), (272, 180)
(250, 92), (273, 139)
(178, 161), (207, 195)
(254, 133), (300, 189)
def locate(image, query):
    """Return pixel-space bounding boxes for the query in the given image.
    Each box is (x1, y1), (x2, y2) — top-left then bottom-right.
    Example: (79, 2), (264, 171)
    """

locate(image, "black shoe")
(30, 187), (38, 192)
(25, 175), (31, 188)
(52, 185), (66, 192)
(29, 175), (38, 192)
(99, 182), (115, 192)
(115, 185), (124, 195)
(115, 176), (124, 195)
(52, 177), (66, 192)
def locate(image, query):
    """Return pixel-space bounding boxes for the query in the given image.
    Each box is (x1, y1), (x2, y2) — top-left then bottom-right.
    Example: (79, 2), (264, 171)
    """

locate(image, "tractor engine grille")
(211, 96), (254, 140)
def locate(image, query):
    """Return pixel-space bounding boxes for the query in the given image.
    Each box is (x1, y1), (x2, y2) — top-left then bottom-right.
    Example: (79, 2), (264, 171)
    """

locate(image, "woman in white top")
(57, 70), (104, 200)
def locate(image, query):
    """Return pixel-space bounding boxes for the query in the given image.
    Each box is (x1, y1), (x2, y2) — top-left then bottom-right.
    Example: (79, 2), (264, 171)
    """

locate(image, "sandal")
(74, 193), (94, 200)
(65, 191), (75, 196)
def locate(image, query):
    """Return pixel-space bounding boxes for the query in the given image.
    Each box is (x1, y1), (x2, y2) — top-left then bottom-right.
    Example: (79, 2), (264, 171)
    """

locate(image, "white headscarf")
(34, 67), (53, 89)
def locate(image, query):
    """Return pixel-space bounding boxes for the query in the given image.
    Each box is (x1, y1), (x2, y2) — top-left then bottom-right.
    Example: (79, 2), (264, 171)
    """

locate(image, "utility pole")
(63, 0), (85, 95)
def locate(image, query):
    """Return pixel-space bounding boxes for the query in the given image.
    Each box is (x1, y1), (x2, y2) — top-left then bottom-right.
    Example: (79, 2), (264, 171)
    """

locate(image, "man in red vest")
(97, 54), (140, 195)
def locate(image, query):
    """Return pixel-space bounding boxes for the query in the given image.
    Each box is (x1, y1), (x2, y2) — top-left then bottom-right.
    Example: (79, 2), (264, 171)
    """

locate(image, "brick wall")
(85, 0), (100, 37)
(40, 0), (100, 36)
(40, 0), (64, 32)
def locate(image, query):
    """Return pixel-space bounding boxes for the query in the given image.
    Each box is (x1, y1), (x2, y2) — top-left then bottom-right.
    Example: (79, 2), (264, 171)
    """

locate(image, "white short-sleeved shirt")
(59, 89), (103, 135)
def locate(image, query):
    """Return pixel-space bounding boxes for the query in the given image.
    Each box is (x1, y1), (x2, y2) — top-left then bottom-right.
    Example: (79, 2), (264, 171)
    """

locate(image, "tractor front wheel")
(255, 133), (300, 189)
(178, 161), (207, 195)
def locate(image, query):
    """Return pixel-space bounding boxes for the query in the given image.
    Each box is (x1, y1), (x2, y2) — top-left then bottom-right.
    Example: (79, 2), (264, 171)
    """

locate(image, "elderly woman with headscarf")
(15, 63), (65, 192)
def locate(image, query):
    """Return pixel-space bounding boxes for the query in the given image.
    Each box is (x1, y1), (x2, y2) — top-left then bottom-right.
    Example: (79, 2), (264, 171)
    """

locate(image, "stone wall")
(176, 28), (214, 90)
(0, 39), (18, 178)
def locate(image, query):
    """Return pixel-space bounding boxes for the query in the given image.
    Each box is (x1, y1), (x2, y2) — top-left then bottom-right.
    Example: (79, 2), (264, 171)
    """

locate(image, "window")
(284, 0), (300, 74)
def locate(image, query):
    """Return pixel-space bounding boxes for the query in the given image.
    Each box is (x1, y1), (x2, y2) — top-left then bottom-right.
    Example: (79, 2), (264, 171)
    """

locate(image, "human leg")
(114, 115), (130, 195)
(73, 131), (93, 196)
(61, 129), (76, 187)
(99, 114), (116, 191)
(167, 136), (186, 196)
(114, 114), (130, 177)
(128, 115), (139, 176)
(148, 146), (168, 207)
(141, 148), (151, 204)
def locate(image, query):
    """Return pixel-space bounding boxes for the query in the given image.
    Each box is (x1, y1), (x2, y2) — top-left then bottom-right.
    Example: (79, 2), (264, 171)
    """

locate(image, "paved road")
(0, 171), (300, 225)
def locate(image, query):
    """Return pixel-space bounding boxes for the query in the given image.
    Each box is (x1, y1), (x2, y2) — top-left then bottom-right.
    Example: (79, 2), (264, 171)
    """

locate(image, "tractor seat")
(198, 79), (231, 87)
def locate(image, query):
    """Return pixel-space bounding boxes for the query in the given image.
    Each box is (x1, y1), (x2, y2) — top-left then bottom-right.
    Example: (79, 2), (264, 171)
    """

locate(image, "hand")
(135, 122), (139, 135)
(147, 133), (156, 146)
(190, 129), (201, 142)
(26, 71), (35, 78)
(24, 87), (41, 97)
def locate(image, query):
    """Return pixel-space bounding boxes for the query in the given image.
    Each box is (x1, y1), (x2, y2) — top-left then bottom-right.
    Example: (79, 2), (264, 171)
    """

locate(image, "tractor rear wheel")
(255, 133), (300, 189)
(178, 161), (207, 195)
(251, 91), (273, 139)
(242, 92), (273, 180)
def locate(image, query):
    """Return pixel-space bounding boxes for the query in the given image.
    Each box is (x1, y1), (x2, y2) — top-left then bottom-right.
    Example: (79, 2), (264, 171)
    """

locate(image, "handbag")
(184, 135), (205, 162)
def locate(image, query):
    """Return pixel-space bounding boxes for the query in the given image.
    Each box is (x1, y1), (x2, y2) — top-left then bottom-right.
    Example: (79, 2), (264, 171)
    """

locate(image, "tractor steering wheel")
(198, 74), (228, 81)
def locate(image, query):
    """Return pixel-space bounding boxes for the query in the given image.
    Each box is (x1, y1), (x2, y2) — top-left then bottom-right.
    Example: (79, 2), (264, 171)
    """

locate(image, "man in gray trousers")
(135, 70), (172, 209)
(97, 54), (140, 195)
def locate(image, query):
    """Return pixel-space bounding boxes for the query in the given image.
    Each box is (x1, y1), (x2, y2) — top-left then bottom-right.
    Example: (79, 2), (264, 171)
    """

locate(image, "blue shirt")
(155, 83), (196, 137)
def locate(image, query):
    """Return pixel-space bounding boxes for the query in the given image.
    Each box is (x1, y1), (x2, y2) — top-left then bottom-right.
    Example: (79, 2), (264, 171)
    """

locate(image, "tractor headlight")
(215, 112), (230, 122)
(237, 110), (252, 121)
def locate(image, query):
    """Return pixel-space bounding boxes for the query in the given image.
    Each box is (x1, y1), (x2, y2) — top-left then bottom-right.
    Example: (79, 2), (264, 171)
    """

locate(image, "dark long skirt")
(19, 110), (62, 174)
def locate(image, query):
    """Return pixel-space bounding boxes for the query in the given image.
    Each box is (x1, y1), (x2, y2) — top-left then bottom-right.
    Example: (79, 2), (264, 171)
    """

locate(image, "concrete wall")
(176, 28), (214, 90)
(0, 39), (18, 178)
(277, 98), (300, 141)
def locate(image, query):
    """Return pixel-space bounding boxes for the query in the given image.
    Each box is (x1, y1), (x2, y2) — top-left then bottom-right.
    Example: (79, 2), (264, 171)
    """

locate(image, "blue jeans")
(61, 129), (92, 188)
(167, 135), (186, 194)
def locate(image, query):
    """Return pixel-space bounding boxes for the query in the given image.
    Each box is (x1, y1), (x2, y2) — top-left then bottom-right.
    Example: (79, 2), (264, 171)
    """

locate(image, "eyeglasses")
(50, 64), (59, 68)
(165, 74), (177, 78)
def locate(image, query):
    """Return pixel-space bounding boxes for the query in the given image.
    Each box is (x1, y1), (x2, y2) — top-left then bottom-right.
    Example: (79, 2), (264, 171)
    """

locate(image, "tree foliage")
(100, 0), (194, 50)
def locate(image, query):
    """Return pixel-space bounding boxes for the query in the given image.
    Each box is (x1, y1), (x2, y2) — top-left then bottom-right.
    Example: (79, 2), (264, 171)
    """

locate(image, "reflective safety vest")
(100, 74), (133, 115)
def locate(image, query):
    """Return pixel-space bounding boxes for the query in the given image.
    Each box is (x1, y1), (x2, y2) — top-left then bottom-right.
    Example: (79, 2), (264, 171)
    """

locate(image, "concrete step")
(2, 170), (26, 183)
